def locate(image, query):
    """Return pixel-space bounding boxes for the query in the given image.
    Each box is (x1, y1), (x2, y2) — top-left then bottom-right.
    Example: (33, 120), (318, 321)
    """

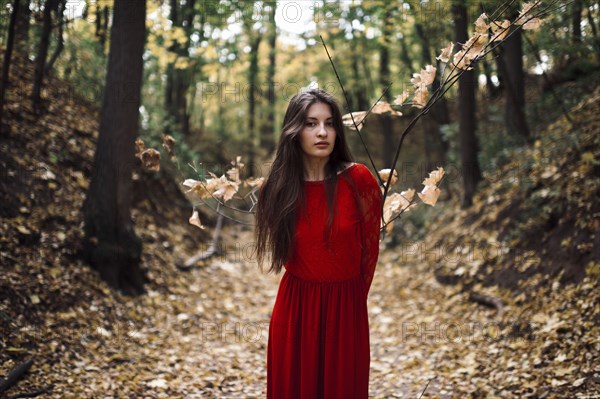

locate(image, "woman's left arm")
(357, 166), (383, 298)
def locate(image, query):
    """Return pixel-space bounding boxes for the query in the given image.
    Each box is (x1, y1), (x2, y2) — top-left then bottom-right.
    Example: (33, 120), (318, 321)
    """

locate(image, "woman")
(255, 88), (383, 399)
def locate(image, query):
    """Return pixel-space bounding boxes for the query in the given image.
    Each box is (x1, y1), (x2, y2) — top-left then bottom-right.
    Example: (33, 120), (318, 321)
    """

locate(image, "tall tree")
(452, 0), (481, 208)
(95, 3), (109, 54)
(501, 0), (530, 139)
(164, 0), (197, 137)
(572, 0), (583, 45)
(261, 0), (277, 157)
(45, 0), (66, 75)
(348, 3), (369, 111)
(379, 2), (395, 168)
(31, 0), (58, 110)
(82, 0), (147, 295)
(14, 0), (31, 56)
(585, 3), (600, 60)
(241, 1), (264, 178)
(0, 0), (20, 133)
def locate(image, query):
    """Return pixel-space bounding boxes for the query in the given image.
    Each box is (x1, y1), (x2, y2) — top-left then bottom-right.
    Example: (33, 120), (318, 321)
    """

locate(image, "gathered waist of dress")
(283, 269), (362, 284)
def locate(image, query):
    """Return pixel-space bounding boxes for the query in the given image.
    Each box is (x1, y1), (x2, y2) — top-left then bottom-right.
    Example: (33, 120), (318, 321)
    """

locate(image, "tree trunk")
(95, 4), (109, 54)
(350, 37), (368, 111)
(14, 0), (31, 56)
(349, 4), (368, 111)
(380, 4), (394, 168)
(175, 0), (196, 137)
(586, 5), (600, 60)
(31, 0), (56, 111)
(164, 0), (195, 137)
(45, 0), (66, 76)
(0, 0), (20, 133)
(82, 0), (147, 296)
(247, 33), (262, 178)
(261, 1), (277, 158)
(101, 6), (109, 52)
(503, 1), (530, 139)
(452, 0), (481, 208)
(163, 0), (178, 136)
(572, 0), (582, 45)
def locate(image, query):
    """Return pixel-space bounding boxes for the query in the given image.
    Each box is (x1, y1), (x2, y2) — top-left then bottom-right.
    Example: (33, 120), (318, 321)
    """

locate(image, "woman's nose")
(317, 123), (327, 135)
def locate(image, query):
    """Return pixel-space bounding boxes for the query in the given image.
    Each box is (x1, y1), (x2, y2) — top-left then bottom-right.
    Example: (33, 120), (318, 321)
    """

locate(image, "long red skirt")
(266, 271), (370, 399)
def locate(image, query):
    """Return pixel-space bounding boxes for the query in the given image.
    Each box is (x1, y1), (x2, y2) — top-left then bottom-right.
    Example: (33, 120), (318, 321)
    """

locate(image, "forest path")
(170, 222), (483, 398)
(178, 221), (597, 398)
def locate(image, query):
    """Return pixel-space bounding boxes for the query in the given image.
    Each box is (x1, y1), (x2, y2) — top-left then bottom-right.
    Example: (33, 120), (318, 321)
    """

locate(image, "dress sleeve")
(356, 165), (383, 297)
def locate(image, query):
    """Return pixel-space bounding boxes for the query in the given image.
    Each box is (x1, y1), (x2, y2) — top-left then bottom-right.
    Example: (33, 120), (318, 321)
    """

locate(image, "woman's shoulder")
(347, 162), (373, 178)
(338, 161), (358, 173)
(347, 163), (380, 188)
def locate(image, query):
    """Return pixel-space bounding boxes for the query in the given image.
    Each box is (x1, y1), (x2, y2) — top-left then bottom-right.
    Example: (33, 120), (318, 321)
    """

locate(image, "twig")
(418, 375), (436, 399)
(177, 212), (225, 269)
(0, 357), (34, 394)
(5, 388), (51, 399)
(469, 291), (504, 319)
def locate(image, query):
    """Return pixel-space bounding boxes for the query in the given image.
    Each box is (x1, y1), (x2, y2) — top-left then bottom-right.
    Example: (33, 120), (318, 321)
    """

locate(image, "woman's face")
(298, 102), (336, 162)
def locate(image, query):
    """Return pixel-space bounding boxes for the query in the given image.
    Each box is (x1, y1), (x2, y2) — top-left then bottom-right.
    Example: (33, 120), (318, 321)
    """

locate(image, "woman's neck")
(302, 157), (329, 181)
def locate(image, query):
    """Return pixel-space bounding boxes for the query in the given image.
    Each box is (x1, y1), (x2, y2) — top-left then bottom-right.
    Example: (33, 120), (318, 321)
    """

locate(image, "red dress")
(267, 163), (383, 399)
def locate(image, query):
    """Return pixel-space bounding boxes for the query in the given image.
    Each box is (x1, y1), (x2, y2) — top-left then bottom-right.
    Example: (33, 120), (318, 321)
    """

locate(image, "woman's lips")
(315, 142), (329, 147)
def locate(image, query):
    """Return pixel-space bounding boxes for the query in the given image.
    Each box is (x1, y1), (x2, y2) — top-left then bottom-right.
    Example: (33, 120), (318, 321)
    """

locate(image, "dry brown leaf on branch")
(474, 13), (489, 34)
(378, 168), (398, 185)
(140, 149), (161, 172)
(342, 111), (368, 131)
(410, 65), (437, 88)
(522, 17), (543, 30)
(436, 42), (454, 63)
(226, 156), (244, 184)
(135, 138), (146, 158)
(382, 190), (417, 234)
(515, 2), (544, 30)
(490, 19), (510, 42)
(422, 166), (445, 186)
(410, 65), (437, 106)
(182, 178), (220, 199)
(371, 101), (402, 116)
(245, 176), (265, 188)
(452, 49), (475, 71)
(412, 87), (429, 109)
(162, 134), (176, 157)
(418, 184), (441, 206)
(188, 208), (205, 229)
(384, 190), (417, 216)
(212, 175), (239, 202)
(451, 23), (488, 71)
(393, 90), (410, 105)
(225, 167), (241, 185)
(417, 167), (445, 206)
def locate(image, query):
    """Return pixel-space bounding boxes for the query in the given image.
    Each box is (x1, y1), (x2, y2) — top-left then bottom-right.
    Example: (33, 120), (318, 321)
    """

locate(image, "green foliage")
(56, 24), (108, 108)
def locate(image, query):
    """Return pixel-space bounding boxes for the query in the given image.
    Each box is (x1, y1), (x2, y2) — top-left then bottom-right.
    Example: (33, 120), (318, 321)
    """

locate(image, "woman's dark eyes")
(305, 122), (333, 126)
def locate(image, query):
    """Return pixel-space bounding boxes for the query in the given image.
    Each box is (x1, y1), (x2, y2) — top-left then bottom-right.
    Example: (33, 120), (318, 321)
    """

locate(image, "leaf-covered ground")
(1, 52), (599, 398)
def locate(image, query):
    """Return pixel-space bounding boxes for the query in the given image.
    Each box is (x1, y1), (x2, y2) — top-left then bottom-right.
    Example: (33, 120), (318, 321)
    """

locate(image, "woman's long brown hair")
(254, 88), (355, 275)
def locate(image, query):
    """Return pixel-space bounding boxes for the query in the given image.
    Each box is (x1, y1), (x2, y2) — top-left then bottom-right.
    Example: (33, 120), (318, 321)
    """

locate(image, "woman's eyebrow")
(306, 116), (333, 120)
